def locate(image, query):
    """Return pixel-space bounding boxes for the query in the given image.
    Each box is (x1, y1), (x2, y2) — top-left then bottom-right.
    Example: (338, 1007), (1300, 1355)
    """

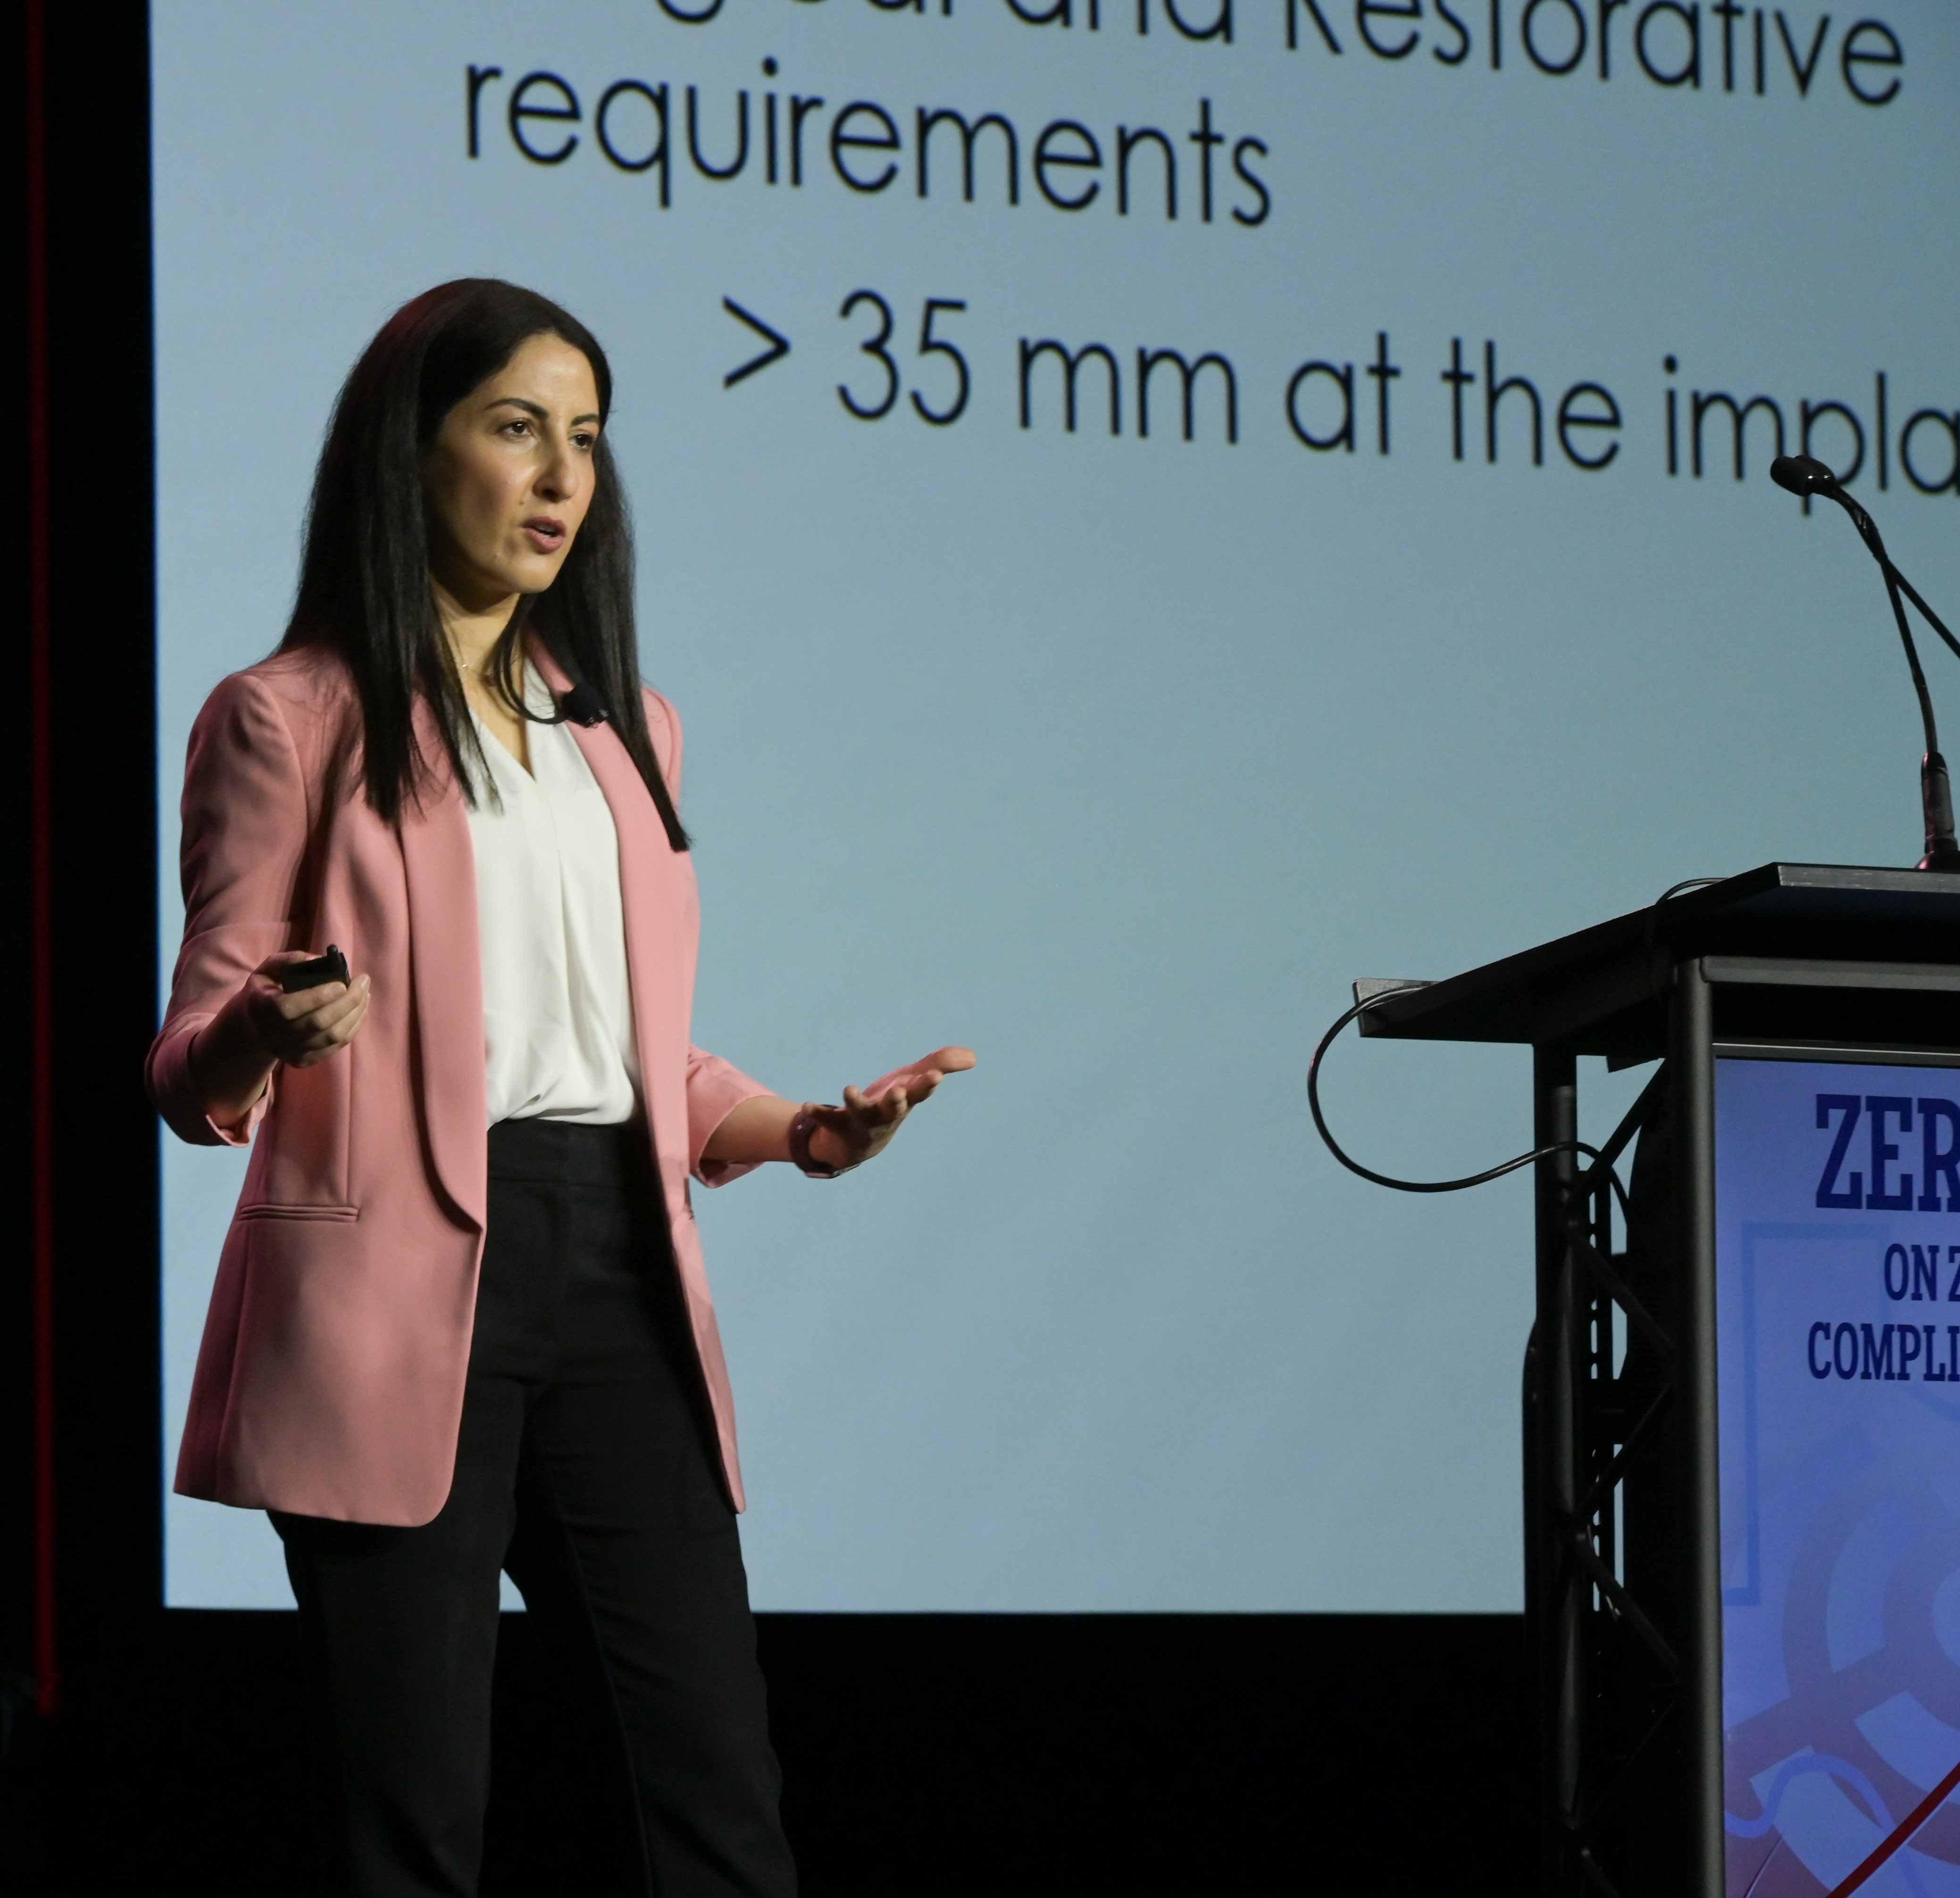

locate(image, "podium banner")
(1717, 1054), (1960, 1898)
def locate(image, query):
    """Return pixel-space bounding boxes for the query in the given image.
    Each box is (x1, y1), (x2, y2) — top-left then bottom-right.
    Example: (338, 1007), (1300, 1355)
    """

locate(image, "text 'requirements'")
(459, 4), (1909, 225)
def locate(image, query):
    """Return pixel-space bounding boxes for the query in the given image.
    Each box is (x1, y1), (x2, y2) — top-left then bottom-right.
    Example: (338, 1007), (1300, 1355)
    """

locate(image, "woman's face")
(423, 332), (603, 614)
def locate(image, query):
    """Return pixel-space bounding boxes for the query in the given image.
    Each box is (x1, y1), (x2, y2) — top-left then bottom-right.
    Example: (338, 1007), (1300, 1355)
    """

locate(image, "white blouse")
(464, 665), (639, 1126)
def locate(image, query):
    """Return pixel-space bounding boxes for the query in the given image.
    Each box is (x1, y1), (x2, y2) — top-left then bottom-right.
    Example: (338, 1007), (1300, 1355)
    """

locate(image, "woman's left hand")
(806, 1046), (977, 1172)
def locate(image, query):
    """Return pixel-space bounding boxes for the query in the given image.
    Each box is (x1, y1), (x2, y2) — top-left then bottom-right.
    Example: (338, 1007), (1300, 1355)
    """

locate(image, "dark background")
(4, 4), (1532, 1890)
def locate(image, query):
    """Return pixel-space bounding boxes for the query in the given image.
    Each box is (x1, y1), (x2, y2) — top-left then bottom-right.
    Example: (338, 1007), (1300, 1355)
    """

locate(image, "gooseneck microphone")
(1771, 453), (1960, 873)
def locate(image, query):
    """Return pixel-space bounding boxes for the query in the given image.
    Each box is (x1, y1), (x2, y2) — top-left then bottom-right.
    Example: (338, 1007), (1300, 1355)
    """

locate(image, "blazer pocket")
(235, 1202), (359, 1223)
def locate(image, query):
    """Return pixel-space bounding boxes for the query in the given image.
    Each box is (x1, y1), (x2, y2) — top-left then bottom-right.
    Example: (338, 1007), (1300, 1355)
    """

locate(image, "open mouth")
(522, 516), (567, 554)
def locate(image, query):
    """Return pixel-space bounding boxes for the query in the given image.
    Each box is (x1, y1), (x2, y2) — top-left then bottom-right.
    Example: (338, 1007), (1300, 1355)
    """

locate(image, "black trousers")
(273, 1119), (797, 1898)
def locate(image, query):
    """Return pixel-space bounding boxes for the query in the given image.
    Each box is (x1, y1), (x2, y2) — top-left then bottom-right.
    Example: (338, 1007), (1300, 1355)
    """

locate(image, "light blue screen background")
(1717, 1058), (1960, 1898)
(154, 1), (1960, 1609)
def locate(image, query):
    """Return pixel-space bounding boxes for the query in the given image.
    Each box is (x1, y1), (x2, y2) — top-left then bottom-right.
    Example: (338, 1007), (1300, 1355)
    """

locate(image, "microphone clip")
(556, 681), (610, 728)
(1924, 754), (1960, 873)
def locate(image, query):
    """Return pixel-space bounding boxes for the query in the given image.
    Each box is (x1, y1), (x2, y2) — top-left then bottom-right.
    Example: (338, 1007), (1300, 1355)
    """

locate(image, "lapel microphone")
(556, 680), (609, 729)
(536, 635), (610, 729)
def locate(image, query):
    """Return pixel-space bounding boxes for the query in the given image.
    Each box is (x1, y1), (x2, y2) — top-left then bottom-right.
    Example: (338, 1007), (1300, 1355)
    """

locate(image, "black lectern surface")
(1351, 866), (1960, 1898)
(1359, 863), (1960, 1062)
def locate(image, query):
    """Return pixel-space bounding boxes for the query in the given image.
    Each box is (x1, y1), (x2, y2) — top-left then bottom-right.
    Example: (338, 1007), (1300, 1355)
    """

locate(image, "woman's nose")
(534, 442), (578, 502)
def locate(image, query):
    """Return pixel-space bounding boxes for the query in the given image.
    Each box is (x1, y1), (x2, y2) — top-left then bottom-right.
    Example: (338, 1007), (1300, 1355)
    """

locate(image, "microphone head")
(558, 682), (610, 728)
(1771, 454), (1840, 497)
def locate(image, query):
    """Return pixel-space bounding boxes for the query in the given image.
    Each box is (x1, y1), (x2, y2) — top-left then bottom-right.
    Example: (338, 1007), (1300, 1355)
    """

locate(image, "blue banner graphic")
(1718, 1057), (1960, 1896)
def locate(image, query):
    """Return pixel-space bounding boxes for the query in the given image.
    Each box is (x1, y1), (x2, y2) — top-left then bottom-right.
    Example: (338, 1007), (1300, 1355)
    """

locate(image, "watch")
(788, 1102), (856, 1179)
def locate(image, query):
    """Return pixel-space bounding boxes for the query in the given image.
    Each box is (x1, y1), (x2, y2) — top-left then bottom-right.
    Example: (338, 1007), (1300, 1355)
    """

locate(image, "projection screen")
(153, 0), (1960, 1609)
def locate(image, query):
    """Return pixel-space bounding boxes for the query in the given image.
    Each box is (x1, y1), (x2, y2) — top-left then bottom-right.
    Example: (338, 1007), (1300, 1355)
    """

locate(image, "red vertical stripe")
(25, 0), (60, 1718)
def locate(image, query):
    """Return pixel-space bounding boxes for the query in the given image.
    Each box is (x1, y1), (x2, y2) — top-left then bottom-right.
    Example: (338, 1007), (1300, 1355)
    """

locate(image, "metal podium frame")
(1356, 864), (1960, 1898)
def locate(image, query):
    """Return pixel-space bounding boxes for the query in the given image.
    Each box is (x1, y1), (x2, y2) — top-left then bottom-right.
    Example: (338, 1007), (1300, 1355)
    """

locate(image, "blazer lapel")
(397, 706), (487, 1231)
(537, 653), (693, 1198)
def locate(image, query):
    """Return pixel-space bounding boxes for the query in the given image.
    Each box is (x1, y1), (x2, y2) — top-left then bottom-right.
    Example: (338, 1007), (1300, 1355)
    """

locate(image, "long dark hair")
(281, 278), (688, 849)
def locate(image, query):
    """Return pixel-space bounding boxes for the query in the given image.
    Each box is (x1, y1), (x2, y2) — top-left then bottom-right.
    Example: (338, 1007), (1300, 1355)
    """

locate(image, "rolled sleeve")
(145, 1015), (275, 1148)
(686, 1046), (779, 1187)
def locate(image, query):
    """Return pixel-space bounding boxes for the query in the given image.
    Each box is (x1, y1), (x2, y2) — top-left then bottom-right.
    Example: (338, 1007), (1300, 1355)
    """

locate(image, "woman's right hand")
(237, 951), (372, 1068)
(191, 950), (371, 1130)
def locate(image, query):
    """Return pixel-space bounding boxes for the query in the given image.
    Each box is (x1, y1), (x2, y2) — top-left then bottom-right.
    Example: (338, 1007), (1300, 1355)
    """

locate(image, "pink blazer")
(149, 645), (775, 1525)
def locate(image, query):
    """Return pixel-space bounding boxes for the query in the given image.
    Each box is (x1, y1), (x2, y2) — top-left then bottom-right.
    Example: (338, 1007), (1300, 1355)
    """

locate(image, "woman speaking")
(148, 278), (973, 1898)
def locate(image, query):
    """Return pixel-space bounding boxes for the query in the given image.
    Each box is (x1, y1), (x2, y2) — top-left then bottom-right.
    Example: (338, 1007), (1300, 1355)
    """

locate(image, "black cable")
(1310, 876), (1727, 1209)
(1892, 566), (1960, 669)
(1653, 876), (1723, 906)
(1643, 875), (1726, 962)
(1308, 990), (1630, 1222)
(1833, 483), (1960, 685)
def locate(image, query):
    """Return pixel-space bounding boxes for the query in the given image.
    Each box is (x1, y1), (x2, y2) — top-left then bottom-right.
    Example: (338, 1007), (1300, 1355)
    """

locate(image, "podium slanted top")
(1354, 864), (1960, 1064)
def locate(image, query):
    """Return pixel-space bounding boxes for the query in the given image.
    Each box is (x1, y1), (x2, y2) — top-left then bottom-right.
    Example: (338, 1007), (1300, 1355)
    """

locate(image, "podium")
(1358, 865), (1960, 1898)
